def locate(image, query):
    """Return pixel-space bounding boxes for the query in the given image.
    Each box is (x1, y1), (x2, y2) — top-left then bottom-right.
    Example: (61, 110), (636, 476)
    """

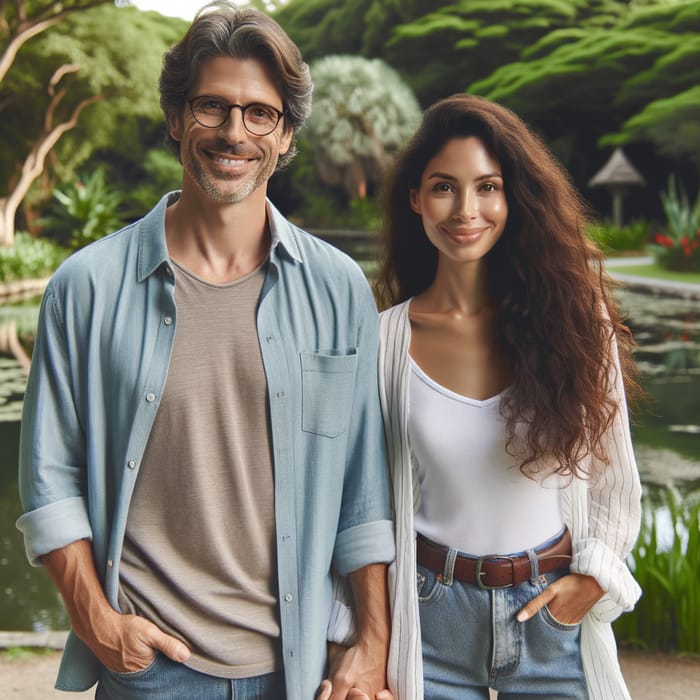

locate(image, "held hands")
(316, 683), (394, 700)
(316, 642), (395, 700)
(516, 573), (604, 625)
(80, 607), (190, 673)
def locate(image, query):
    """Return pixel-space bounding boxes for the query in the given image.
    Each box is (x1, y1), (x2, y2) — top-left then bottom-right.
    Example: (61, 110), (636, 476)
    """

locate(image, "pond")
(1, 257), (699, 632)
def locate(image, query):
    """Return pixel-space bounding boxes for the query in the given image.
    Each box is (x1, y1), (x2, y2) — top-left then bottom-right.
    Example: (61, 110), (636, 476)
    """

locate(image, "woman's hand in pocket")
(516, 573), (604, 625)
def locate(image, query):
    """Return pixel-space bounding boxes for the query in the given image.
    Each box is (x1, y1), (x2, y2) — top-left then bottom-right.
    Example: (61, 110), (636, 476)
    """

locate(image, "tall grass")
(615, 487), (700, 653)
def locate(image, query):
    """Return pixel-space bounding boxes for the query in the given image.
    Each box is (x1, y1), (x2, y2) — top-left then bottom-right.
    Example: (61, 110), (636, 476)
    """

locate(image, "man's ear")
(409, 189), (421, 215)
(279, 125), (293, 156)
(167, 111), (183, 142)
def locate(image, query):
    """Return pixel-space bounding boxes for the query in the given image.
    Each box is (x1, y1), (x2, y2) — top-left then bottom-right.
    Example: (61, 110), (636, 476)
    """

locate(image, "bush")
(0, 232), (69, 283)
(39, 169), (126, 250)
(586, 220), (649, 255)
(614, 487), (700, 653)
(652, 176), (700, 272)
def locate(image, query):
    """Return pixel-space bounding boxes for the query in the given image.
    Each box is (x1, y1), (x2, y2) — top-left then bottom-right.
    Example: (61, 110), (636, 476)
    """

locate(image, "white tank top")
(409, 357), (565, 555)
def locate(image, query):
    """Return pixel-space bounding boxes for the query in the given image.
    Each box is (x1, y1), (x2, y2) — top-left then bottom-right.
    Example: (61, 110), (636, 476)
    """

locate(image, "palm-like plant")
(39, 168), (125, 250)
(653, 175), (700, 272)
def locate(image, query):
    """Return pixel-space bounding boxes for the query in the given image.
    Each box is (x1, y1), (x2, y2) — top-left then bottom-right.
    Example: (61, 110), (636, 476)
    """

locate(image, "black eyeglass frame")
(188, 96), (286, 136)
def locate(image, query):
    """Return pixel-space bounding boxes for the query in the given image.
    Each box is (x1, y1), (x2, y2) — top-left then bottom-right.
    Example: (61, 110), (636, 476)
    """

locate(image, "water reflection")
(0, 420), (69, 631)
(0, 280), (698, 630)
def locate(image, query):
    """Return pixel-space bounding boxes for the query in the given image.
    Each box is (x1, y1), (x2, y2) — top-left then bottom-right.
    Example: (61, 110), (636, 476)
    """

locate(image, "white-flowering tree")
(307, 55), (421, 201)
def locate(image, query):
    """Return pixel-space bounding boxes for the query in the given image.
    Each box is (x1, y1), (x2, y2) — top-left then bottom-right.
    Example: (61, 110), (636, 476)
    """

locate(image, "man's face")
(168, 56), (292, 204)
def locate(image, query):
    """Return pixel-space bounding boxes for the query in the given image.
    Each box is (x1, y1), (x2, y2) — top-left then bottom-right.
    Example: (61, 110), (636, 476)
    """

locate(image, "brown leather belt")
(416, 529), (572, 590)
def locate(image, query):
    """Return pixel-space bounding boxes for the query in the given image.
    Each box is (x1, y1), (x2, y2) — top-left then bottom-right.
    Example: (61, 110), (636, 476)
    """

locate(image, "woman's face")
(410, 136), (508, 266)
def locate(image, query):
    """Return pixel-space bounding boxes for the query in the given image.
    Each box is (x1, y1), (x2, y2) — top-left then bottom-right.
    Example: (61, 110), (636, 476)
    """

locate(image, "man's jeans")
(418, 546), (588, 699)
(95, 654), (286, 700)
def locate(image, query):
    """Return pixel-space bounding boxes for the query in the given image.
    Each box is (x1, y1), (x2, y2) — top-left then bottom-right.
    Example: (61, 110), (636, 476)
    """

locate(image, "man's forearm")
(42, 539), (118, 647)
(42, 538), (190, 672)
(348, 563), (391, 657)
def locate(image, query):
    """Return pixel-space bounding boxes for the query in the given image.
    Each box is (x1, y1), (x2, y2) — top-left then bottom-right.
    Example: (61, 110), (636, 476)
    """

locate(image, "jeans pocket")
(300, 350), (358, 438)
(540, 604), (582, 631)
(417, 564), (444, 605)
(105, 653), (161, 679)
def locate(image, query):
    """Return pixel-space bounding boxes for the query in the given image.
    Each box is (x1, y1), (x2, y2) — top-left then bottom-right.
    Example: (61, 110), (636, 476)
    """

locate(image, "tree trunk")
(0, 63), (103, 247)
(0, 319), (32, 374)
(0, 196), (18, 247)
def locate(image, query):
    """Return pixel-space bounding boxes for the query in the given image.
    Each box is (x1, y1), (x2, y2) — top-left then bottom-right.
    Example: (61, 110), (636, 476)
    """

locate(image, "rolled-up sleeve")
(332, 280), (395, 575)
(16, 285), (91, 565)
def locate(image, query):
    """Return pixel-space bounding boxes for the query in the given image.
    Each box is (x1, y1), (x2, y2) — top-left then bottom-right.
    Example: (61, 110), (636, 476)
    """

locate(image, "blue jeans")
(95, 654), (286, 700)
(418, 543), (587, 699)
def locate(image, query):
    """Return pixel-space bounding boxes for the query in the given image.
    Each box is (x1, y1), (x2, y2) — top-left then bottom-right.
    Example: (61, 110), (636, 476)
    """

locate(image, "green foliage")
(121, 147), (183, 216)
(587, 220), (649, 254)
(604, 86), (700, 171)
(615, 488), (700, 653)
(345, 198), (382, 231)
(276, 135), (382, 230)
(0, 232), (68, 283)
(652, 176), (700, 272)
(383, 0), (623, 106)
(302, 197), (381, 231)
(0, 3), (186, 231)
(273, 0), (374, 58)
(39, 169), (126, 250)
(2, 647), (54, 660)
(39, 6), (186, 182)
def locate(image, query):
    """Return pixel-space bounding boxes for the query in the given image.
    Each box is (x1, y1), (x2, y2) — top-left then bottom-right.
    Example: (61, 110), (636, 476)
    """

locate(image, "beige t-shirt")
(118, 261), (281, 678)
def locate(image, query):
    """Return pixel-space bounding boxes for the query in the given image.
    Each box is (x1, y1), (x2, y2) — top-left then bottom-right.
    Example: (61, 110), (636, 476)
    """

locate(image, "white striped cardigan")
(376, 300), (643, 700)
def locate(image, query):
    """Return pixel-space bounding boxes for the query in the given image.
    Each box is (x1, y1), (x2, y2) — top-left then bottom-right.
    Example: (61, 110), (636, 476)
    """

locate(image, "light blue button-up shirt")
(17, 192), (395, 698)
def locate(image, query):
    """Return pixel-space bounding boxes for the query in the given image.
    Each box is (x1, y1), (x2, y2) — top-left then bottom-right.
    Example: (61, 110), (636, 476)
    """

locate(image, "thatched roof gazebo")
(588, 148), (646, 227)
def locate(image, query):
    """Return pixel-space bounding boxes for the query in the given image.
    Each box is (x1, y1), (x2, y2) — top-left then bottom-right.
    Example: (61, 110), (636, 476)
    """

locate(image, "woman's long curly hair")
(375, 94), (640, 479)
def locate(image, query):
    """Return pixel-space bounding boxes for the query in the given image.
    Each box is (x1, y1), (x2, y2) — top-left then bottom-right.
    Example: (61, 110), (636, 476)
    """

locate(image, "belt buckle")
(475, 555), (514, 590)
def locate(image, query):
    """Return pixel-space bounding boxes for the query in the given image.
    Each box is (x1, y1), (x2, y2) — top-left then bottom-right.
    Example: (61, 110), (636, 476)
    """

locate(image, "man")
(16, 3), (395, 699)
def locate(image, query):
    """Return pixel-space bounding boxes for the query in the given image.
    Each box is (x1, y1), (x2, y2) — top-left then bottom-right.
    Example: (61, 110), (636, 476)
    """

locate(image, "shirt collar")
(137, 191), (303, 283)
(137, 191), (176, 282)
(266, 198), (302, 263)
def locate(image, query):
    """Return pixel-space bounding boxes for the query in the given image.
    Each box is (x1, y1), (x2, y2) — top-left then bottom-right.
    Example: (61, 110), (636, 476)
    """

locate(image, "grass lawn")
(606, 260), (700, 285)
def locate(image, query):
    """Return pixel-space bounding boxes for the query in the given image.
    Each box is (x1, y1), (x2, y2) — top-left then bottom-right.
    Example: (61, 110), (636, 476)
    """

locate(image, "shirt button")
(107, 560), (113, 567)
(146, 392), (156, 402)
(163, 316), (172, 326)
(284, 593), (293, 603)
(127, 460), (136, 469)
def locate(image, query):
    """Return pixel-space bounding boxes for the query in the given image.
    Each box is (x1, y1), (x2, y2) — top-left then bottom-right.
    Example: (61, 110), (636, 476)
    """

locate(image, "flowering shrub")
(652, 176), (700, 272)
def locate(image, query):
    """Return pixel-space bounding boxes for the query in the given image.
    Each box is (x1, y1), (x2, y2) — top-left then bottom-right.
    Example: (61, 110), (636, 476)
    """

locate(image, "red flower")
(683, 246), (692, 256)
(681, 236), (690, 245)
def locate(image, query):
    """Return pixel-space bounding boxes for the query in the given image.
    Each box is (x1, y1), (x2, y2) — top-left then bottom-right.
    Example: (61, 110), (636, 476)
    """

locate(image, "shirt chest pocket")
(300, 350), (358, 438)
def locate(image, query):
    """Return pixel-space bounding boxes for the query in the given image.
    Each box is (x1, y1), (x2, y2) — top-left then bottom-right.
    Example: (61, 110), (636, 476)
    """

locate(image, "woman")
(376, 95), (642, 699)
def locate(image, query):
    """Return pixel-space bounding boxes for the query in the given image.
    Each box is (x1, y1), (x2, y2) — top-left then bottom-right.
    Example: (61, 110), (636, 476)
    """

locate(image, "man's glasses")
(189, 96), (285, 136)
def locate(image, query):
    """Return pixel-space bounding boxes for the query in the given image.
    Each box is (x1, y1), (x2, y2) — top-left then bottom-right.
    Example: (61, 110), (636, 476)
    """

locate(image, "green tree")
(0, 0), (118, 246)
(385, 0), (625, 107)
(32, 6), (185, 202)
(599, 3), (700, 170)
(467, 1), (700, 200)
(0, 2), (185, 246)
(306, 55), (421, 200)
(276, 0), (624, 105)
